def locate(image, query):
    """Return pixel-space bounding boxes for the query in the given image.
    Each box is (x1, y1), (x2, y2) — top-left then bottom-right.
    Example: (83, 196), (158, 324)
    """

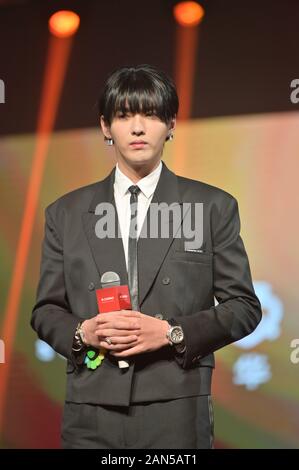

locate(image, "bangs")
(110, 84), (167, 122)
(99, 65), (178, 126)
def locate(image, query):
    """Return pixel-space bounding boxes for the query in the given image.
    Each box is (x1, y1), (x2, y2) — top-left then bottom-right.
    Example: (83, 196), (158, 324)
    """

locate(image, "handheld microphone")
(96, 271), (132, 369)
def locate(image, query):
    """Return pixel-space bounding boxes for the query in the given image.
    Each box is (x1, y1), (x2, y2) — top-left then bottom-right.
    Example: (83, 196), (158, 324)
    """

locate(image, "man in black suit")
(31, 64), (262, 449)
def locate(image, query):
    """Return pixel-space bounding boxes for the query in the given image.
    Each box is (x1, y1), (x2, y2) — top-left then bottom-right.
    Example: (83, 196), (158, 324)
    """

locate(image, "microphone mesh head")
(100, 271), (120, 287)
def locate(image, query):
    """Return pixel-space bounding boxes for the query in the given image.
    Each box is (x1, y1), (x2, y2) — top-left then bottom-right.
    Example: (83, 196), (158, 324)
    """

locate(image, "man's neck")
(116, 159), (161, 183)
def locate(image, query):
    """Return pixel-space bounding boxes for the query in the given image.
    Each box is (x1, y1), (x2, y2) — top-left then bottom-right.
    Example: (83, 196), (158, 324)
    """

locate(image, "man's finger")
(96, 311), (141, 324)
(96, 320), (141, 330)
(99, 339), (138, 351)
(95, 328), (140, 337)
(110, 335), (139, 344)
(110, 345), (141, 357)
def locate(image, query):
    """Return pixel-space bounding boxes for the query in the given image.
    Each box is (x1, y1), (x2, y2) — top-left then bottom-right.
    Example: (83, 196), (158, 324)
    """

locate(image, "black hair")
(98, 64), (179, 139)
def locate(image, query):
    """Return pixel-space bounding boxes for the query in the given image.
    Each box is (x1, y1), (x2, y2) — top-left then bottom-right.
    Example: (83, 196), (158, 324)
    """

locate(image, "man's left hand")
(95, 310), (170, 357)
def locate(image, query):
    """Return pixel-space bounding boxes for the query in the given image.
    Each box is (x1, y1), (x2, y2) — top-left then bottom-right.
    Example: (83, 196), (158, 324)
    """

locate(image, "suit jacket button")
(88, 282), (95, 291)
(162, 277), (170, 285)
(155, 313), (164, 320)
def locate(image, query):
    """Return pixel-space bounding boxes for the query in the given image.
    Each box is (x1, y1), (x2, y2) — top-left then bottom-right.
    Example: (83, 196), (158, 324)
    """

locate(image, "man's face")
(100, 108), (175, 169)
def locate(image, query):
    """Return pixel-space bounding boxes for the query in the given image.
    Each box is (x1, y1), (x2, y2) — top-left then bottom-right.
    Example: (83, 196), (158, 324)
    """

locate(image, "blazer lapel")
(137, 161), (188, 307)
(82, 166), (129, 288)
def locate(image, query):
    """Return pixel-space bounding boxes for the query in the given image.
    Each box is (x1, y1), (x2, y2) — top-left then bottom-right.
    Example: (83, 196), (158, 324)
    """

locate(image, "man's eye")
(117, 111), (156, 119)
(145, 112), (158, 118)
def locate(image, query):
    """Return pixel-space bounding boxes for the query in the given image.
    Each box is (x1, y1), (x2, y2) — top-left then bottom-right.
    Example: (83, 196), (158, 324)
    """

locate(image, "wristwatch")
(166, 318), (186, 354)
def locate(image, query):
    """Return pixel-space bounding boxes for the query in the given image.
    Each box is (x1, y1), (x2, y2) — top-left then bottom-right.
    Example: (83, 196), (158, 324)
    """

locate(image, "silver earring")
(106, 138), (114, 146)
(168, 133), (174, 141)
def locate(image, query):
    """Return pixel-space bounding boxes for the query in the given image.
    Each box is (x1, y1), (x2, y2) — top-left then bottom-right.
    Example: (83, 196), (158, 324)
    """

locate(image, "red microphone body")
(96, 272), (132, 369)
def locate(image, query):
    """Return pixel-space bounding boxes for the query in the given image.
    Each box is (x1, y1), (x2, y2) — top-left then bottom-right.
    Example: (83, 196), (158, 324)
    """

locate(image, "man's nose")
(130, 114), (146, 135)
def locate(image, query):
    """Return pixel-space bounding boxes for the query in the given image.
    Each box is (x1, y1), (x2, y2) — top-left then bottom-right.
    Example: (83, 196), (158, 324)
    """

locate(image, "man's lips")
(129, 141), (148, 148)
(130, 140), (147, 144)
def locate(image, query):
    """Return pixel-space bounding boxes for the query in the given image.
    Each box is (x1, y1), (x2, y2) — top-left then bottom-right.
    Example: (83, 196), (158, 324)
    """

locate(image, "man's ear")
(169, 115), (176, 132)
(100, 115), (112, 139)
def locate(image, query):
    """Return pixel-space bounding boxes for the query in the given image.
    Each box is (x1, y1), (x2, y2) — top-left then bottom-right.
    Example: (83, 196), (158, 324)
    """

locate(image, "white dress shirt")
(113, 160), (162, 271)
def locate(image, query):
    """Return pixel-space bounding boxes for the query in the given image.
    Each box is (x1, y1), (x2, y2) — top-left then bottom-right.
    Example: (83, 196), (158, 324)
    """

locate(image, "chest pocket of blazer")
(170, 249), (213, 265)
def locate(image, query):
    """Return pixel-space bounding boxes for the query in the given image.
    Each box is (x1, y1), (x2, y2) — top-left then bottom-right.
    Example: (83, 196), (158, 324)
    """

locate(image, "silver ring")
(105, 337), (112, 345)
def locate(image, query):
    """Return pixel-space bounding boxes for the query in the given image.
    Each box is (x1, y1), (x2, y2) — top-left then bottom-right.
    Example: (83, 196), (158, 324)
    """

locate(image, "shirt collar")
(114, 160), (162, 199)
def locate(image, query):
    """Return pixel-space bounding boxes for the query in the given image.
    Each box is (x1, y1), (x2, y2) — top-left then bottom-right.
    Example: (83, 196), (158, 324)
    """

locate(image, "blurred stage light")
(0, 8), (79, 436)
(35, 340), (56, 362)
(173, 1), (204, 27)
(49, 10), (80, 38)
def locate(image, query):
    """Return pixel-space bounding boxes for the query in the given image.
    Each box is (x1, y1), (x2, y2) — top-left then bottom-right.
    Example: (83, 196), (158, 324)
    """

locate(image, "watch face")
(170, 326), (184, 344)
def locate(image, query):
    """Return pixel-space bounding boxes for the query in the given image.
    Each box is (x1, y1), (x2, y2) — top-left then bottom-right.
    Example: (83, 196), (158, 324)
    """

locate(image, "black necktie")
(128, 185), (141, 311)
